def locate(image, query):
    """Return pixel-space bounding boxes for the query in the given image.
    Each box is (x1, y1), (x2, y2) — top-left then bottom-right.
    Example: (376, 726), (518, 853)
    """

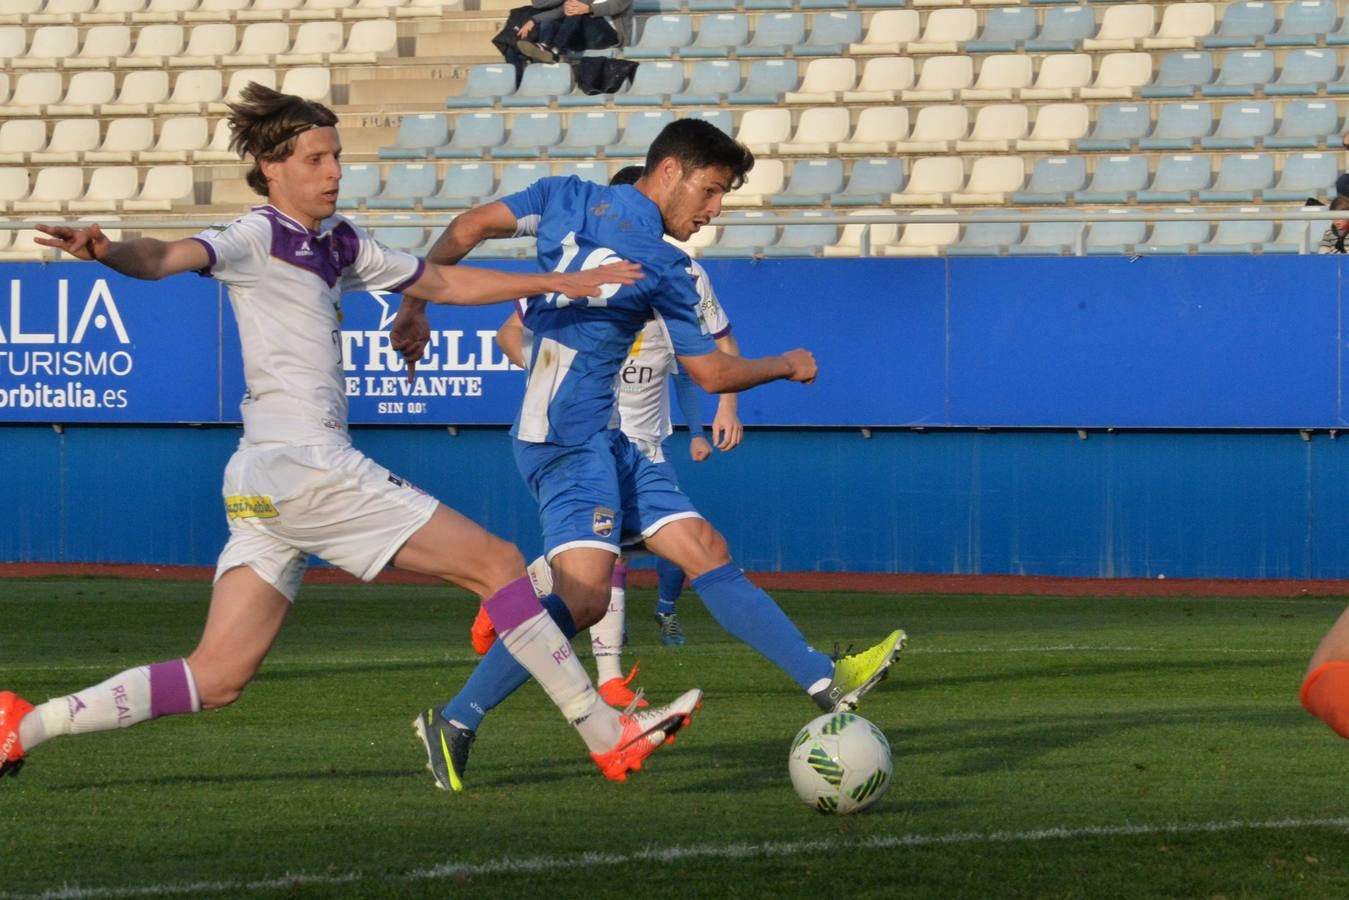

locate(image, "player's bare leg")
(1301, 605), (1349, 737)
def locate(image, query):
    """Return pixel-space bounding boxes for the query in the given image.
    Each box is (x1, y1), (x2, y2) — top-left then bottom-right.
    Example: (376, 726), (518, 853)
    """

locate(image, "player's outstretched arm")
(678, 347), (816, 395)
(33, 224), (209, 281)
(402, 259), (641, 308)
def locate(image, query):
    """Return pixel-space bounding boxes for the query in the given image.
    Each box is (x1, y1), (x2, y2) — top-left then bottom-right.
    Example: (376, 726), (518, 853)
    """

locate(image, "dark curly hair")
(225, 82), (339, 197)
(644, 119), (754, 191)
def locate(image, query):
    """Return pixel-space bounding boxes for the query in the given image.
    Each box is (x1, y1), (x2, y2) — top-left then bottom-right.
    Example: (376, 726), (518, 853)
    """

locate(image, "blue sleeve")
(651, 259), (716, 358)
(499, 175), (563, 225)
(671, 370), (705, 436)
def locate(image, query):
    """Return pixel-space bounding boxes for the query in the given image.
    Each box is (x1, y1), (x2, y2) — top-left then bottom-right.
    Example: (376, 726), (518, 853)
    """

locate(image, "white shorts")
(214, 442), (439, 601)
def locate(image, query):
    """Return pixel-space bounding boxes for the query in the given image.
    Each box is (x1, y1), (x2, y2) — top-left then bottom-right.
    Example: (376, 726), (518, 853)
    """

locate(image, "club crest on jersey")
(592, 507), (616, 537)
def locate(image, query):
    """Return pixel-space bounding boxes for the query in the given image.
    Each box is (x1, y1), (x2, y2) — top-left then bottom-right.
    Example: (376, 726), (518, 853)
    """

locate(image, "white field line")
(6, 816), (1349, 900)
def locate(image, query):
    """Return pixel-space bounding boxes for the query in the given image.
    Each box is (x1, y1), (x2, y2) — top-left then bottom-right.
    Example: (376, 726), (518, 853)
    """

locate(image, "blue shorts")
(514, 429), (701, 558)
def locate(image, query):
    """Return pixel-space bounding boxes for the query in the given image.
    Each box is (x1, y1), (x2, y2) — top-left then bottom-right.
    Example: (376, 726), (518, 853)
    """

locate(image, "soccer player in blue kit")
(393, 119), (906, 790)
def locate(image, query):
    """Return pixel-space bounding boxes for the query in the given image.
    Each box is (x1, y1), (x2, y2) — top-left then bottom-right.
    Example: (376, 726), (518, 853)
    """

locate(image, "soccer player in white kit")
(0, 83), (702, 786)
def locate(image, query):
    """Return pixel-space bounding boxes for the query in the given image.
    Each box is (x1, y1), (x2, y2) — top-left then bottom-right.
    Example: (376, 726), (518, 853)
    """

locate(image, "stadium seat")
(214, 69), (276, 113)
(1143, 3), (1215, 50)
(124, 164), (194, 211)
(832, 157), (905, 206)
(963, 55), (1032, 101)
(29, 0), (97, 21)
(0, 28), (25, 67)
(722, 158), (784, 206)
(784, 58), (856, 104)
(1268, 49), (1338, 96)
(1139, 102), (1214, 150)
(894, 105), (968, 153)
(727, 59), (798, 104)
(433, 113), (505, 159)
(49, 72), (116, 116)
(767, 158), (845, 206)
(1020, 53), (1092, 100)
(1204, 1), (1276, 48)
(890, 156), (964, 205)
(335, 163), (381, 210)
(966, 6), (1037, 53)
(673, 60), (742, 105)
(908, 8), (977, 54)
(1201, 102), (1274, 150)
(837, 107), (908, 155)
(625, 15), (693, 59)
(1140, 51), (1215, 98)
(0, 72), (63, 116)
(1198, 152), (1274, 202)
(951, 155), (1024, 205)
(142, 117), (211, 163)
(371, 216), (428, 255)
(1026, 5), (1096, 52)
(13, 166), (85, 213)
(902, 55), (974, 102)
(289, 0), (358, 19)
(557, 161), (610, 184)
(224, 23), (290, 66)
(87, 118), (155, 163)
(159, 69), (226, 114)
(1137, 154), (1213, 203)
(946, 216), (1022, 256)
(1084, 3), (1155, 51)
(366, 163), (436, 210)
(1196, 208), (1275, 254)
(1269, 0), (1339, 46)
(0, 0), (42, 23)
(687, 108), (732, 135)
(0, 169), (31, 213)
(279, 67), (330, 103)
(135, 0), (201, 19)
(778, 106), (850, 154)
(116, 23), (184, 66)
(1264, 152), (1337, 202)
(1328, 11), (1349, 46)
(614, 61), (684, 106)
(169, 22), (236, 65)
(1202, 51), (1274, 97)
(1007, 210), (1085, 256)
(736, 108), (791, 154)
(761, 210), (838, 257)
(30, 120), (100, 164)
(1079, 51), (1154, 99)
(683, 15), (748, 58)
(483, 163), (548, 201)
(1265, 100), (1338, 149)
(194, 118), (236, 162)
(66, 167), (140, 213)
(1011, 156), (1088, 205)
(842, 57), (915, 102)
(632, 0), (681, 12)
(847, 9), (919, 56)
(1084, 209), (1147, 255)
(502, 63), (570, 108)
(13, 25), (79, 69)
(275, 21), (345, 65)
(422, 163), (494, 209)
(1262, 217), (1323, 254)
(67, 25), (132, 68)
(799, 12), (862, 56)
(345, 0), (418, 20)
(551, 111), (619, 158)
(102, 71), (172, 115)
(87, 0), (150, 20)
(609, 110), (674, 157)
(379, 114), (449, 160)
(186, 0), (251, 20)
(822, 211), (900, 258)
(880, 211), (959, 257)
(1078, 103), (1151, 151)
(741, 13), (806, 57)
(1019, 103), (1090, 151)
(1074, 154), (1149, 204)
(495, 112), (563, 159)
(445, 64), (516, 109)
(0, 120), (47, 164)
(956, 104), (1029, 152)
(699, 212), (775, 258)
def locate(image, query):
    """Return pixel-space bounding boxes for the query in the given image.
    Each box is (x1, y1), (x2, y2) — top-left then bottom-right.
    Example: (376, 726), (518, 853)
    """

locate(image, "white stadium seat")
(66, 24), (133, 68)
(842, 57), (914, 103)
(13, 166), (85, 213)
(779, 106), (851, 155)
(890, 156), (964, 205)
(837, 106), (908, 154)
(67, 165), (140, 212)
(86, 118), (156, 162)
(736, 108), (792, 155)
(31, 119), (101, 163)
(13, 25), (79, 69)
(123, 164), (194, 211)
(0, 120), (48, 163)
(141, 117), (210, 162)
(48, 71), (116, 116)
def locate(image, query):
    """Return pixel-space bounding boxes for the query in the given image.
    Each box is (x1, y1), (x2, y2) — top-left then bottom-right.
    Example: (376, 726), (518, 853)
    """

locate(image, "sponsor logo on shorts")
(388, 474), (428, 495)
(225, 495), (278, 520)
(592, 507), (615, 538)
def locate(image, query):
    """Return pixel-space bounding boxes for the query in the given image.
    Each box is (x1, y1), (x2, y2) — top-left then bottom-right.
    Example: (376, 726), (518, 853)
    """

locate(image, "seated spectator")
(1318, 196), (1349, 254)
(516, 0), (633, 62)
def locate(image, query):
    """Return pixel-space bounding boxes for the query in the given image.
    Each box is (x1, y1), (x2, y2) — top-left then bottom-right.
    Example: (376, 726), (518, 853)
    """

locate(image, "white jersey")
(192, 205), (424, 447)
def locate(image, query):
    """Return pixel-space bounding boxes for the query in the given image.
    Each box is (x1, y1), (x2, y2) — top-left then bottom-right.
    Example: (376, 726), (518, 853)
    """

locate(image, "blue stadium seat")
(1078, 103), (1151, 151)
(967, 7), (1037, 53)
(495, 112), (563, 158)
(433, 112), (505, 159)
(688, 0), (736, 10)
(1267, 0), (1339, 47)
(609, 110), (675, 157)
(1330, 13), (1349, 46)
(558, 161), (611, 184)
(1025, 5), (1096, 52)
(743, 0), (798, 10)
(700, 212), (776, 258)
(1204, 1), (1276, 48)
(1137, 154), (1213, 203)
(833, 157), (905, 206)
(1139, 102), (1214, 150)
(1074, 154), (1149, 204)
(1201, 50), (1274, 97)
(672, 60), (741, 105)
(1265, 100), (1338, 149)
(767, 158), (845, 207)
(1200, 101), (1274, 149)
(684, 14), (748, 58)
(378, 114), (449, 160)
(1007, 211), (1084, 257)
(1264, 48), (1338, 97)
(1325, 65), (1349, 95)
(1011, 156), (1088, 205)
(1139, 211), (1212, 254)
(762, 211), (839, 258)
(727, 59), (798, 104)
(625, 15), (694, 59)
(445, 64), (516, 109)
(799, 0), (850, 11)
(614, 61), (684, 106)
(686, 108), (733, 135)
(422, 163), (494, 209)
(366, 163), (437, 210)
(1264, 152), (1338, 202)
(551, 111), (619, 158)
(1196, 210), (1276, 254)
(740, 13), (806, 57)
(799, 12), (862, 56)
(1198, 153), (1274, 202)
(1141, 51), (1214, 98)
(1084, 211), (1147, 255)
(486, 162), (549, 201)
(502, 63), (572, 108)
(633, 0), (682, 11)
(336, 163), (380, 210)
(371, 217), (428, 255)
(945, 218), (1022, 256)
(1263, 213), (1331, 254)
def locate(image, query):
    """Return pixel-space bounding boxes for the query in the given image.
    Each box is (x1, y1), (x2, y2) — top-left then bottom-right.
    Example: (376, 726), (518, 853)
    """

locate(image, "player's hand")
(690, 435), (712, 462)
(555, 260), (643, 299)
(782, 348), (816, 385)
(33, 223), (108, 262)
(390, 301), (431, 383)
(711, 410), (742, 451)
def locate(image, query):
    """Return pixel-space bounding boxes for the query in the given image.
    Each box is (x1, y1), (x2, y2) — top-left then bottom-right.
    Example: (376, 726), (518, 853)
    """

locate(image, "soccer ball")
(788, 712), (892, 815)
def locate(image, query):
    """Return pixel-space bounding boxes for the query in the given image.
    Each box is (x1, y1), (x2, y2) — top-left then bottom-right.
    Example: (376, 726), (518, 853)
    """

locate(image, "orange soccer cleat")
(470, 605), (497, 655)
(597, 664), (649, 709)
(590, 688), (701, 782)
(0, 691), (34, 779)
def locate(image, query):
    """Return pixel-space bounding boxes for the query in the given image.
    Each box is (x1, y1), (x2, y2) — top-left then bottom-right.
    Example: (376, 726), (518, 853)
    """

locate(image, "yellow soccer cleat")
(812, 629), (908, 713)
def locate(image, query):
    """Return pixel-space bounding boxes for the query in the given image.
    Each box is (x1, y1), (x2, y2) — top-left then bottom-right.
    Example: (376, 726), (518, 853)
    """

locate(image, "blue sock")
(690, 562), (833, 692)
(441, 593), (578, 731)
(655, 558), (684, 616)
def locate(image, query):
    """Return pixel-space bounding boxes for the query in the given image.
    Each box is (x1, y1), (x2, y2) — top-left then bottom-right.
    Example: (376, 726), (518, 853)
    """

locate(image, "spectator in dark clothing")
(516, 0), (633, 62)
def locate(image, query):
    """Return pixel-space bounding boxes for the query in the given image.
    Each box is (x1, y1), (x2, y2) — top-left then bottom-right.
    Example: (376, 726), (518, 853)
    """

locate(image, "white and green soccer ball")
(788, 712), (892, 815)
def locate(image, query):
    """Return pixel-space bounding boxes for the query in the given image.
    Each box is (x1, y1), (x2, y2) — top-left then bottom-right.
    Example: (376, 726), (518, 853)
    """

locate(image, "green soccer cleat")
(412, 708), (475, 792)
(811, 629), (908, 713)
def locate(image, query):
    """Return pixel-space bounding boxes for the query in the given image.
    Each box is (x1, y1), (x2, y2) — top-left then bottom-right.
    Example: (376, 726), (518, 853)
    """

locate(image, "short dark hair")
(609, 165), (644, 187)
(644, 119), (754, 191)
(226, 82), (339, 197)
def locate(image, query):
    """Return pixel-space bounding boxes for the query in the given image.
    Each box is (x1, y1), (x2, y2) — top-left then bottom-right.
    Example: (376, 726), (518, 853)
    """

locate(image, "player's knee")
(476, 537), (526, 596)
(682, 523), (731, 577)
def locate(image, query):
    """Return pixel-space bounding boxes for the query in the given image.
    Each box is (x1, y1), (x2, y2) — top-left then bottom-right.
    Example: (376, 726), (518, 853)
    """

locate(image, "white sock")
(526, 554), (555, 598)
(19, 660), (200, 751)
(591, 583), (626, 684)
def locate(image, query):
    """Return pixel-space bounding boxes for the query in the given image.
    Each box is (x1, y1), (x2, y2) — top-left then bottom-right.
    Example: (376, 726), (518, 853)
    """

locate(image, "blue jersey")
(500, 177), (716, 446)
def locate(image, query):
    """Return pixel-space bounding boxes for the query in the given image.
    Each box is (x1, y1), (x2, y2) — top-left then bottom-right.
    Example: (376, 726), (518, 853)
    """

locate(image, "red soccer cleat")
(590, 688), (701, 782)
(470, 605), (497, 655)
(598, 664), (649, 709)
(0, 691), (34, 779)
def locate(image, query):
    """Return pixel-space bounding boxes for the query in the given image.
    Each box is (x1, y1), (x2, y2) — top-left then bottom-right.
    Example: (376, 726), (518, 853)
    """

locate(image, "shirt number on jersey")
(544, 231), (627, 308)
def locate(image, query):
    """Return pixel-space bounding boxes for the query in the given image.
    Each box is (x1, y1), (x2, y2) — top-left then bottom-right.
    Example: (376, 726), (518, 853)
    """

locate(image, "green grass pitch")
(4, 576), (1349, 898)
